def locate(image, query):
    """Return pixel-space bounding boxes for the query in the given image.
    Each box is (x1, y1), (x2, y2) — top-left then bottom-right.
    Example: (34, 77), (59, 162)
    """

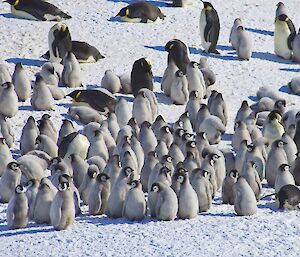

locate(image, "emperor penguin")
(152, 115), (168, 138)
(186, 61), (206, 97)
(79, 164), (99, 205)
(169, 142), (185, 167)
(25, 179), (39, 220)
(130, 58), (153, 97)
(232, 121), (251, 151)
(35, 135), (58, 158)
(176, 170), (199, 219)
(50, 181), (75, 230)
(282, 133), (297, 167)
(62, 52), (83, 88)
(122, 180), (146, 221)
(141, 151), (159, 192)
(58, 119), (76, 145)
(68, 153), (88, 188)
(235, 100), (252, 123)
(39, 62), (60, 85)
(275, 164), (295, 193)
(88, 173), (111, 215)
(87, 130), (109, 160)
(101, 70), (122, 94)
(262, 111), (285, 144)
(274, 14), (295, 59)
(132, 91), (154, 126)
(105, 154), (121, 187)
(106, 166), (134, 218)
(116, 2), (165, 23)
(0, 82), (18, 118)
(292, 152), (300, 185)
(33, 177), (57, 224)
(151, 182), (178, 221)
(186, 91), (202, 127)
(128, 117), (140, 138)
(234, 177), (257, 216)
(265, 139), (288, 187)
(256, 86), (282, 101)
(139, 121), (157, 155)
(229, 18), (243, 50)
(222, 170), (238, 205)
(236, 26), (252, 60)
(161, 61), (177, 97)
(68, 106), (102, 125)
(292, 29), (300, 63)
(12, 63), (31, 102)
(38, 114), (57, 143)
(31, 76), (54, 111)
(277, 184), (300, 210)
(0, 63), (11, 85)
(208, 91), (228, 126)
(0, 115), (14, 148)
(170, 70), (189, 105)
(4, 0), (71, 21)
(199, 1), (220, 54)
(288, 76), (300, 94)
(276, 2), (287, 18)
(7, 185), (28, 229)
(115, 98), (131, 128)
(190, 168), (212, 212)
(241, 161), (262, 201)
(158, 126), (173, 148)
(0, 162), (22, 203)
(107, 113), (120, 140)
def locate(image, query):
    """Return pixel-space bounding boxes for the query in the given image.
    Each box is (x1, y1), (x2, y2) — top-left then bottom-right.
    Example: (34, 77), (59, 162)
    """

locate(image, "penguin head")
(1, 82), (13, 90)
(35, 75), (45, 85)
(275, 99), (286, 109)
(15, 62), (23, 71)
(246, 143), (255, 152)
(268, 110), (281, 121)
(175, 119), (184, 129)
(8, 162), (20, 171)
(141, 121), (151, 129)
(202, 1), (213, 11)
(128, 179), (140, 189)
(15, 185), (26, 194)
(196, 132), (207, 140)
(116, 7), (129, 17)
(190, 61), (199, 69)
(51, 157), (63, 166)
(87, 165), (99, 179)
(175, 128), (185, 138)
(229, 170), (238, 179)
(40, 178), (52, 190)
(160, 166), (171, 177)
(154, 115), (165, 124)
(133, 58), (152, 72)
(296, 152), (300, 159)
(148, 151), (157, 159)
(240, 100), (249, 110)
(180, 111), (189, 120)
(151, 182), (161, 192)
(161, 125), (171, 134)
(26, 179), (38, 188)
(236, 25), (244, 32)
(0, 137), (6, 145)
(275, 139), (286, 148)
(113, 154), (121, 165)
(42, 113), (51, 120)
(67, 90), (82, 101)
(186, 140), (196, 149)
(58, 174), (72, 184)
(58, 182), (70, 192)
(248, 161), (257, 169)
(279, 163), (290, 172)
(176, 168), (188, 184)
(123, 166), (134, 177)
(186, 151), (195, 159)
(162, 155), (173, 163)
(35, 135), (41, 145)
(97, 173), (110, 183)
(201, 169), (210, 178)
(175, 70), (185, 77)
(128, 117), (138, 127)
(3, 0), (19, 6)
(183, 132), (193, 141)
(277, 14), (289, 22)
(190, 90), (199, 99)
(277, 2), (284, 7)
(240, 139), (249, 148)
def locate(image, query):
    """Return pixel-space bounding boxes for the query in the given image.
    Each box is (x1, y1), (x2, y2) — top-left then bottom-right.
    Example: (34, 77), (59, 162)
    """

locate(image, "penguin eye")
(130, 182), (136, 188)
(278, 141), (283, 147)
(177, 175), (184, 183)
(16, 185), (25, 194)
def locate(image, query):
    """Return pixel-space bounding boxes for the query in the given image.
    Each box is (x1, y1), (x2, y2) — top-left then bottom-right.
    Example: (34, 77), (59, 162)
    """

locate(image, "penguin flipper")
(41, 51), (50, 60)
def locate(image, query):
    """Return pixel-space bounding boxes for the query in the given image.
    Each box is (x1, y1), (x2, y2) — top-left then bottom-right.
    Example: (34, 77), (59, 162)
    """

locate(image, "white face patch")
(152, 185), (159, 192)
(177, 175), (184, 184)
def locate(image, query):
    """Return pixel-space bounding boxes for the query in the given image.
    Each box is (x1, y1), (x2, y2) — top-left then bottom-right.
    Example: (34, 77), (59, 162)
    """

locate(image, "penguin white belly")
(11, 6), (38, 20)
(200, 12), (211, 51)
(274, 26), (292, 59)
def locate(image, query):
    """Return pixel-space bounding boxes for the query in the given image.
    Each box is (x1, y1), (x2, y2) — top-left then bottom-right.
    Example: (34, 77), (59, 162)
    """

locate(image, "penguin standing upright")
(12, 63), (31, 102)
(274, 14), (295, 59)
(131, 58), (153, 97)
(199, 1), (220, 54)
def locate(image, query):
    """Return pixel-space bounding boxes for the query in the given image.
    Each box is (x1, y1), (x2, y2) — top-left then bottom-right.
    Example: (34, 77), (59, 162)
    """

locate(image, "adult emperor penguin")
(176, 170), (199, 219)
(151, 182), (178, 221)
(7, 185), (28, 229)
(116, 2), (165, 23)
(131, 58), (153, 97)
(50, 181), (75, 230)
(0, 162), (22, 203)
(274, 14), (296, 59)
(4, 0), (71, 21)
(199, 1), (220, 54)
(12, 63), (31, 102)
(234, 177), (257, 216)
(88, 173), (111, 215)
(122, 180), (146, 221)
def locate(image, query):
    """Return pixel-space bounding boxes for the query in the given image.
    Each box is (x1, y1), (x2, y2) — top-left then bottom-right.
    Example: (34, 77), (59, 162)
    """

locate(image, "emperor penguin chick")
(50, 181), (75, 231)
(58, 119), (76, 145)
(123, 180), (146, 221)
(115, 97), (131, 128)
(229, 18), (243, 50)
(7, 185), (28, 229)
(141, 151), (159, 192)
(25, 179), (39, 220)
(79, 164), (99, 205)
(20, 116), (39, 155)
(208, 91), (228, 126)
(132, 90), (154, 126)
(186, 61), (206, 97)
(106, 166), (134, 218)
(0, 82), (18, 118)
(190, 168), (212, 212)
(88, 173), (111, 215)
(236, 26), (252, 60)
(38, 114), (57, 143)
(275, 164), (295, 193)
(186, 91), (202, 127)
(0, 138), (12, 176)
(242, 162), (262, 201)
(101, 70), (121, 94)
(161, 61), (177, 97)
(33, 177), (57, 224)
(35, 135), (58, 158)
(0, 63), (11, 85)
(262, 111), (285, 144)
(170, 70), (189, 105)
(139, 121), (157, 155)
(62, 52), (83, 88)
(0, 162), (22, 203)
(234, 177), (257, 216)
(222, 170), (238, 205)
(235, 100), (252, 123)
(0, 115), (14, 148)
(151, 182), (178, 221)
(232, 121), (251, 151)
(12, 63), (31, 102)
(176, 170), (199, 219)
(31, 76), (54, 111)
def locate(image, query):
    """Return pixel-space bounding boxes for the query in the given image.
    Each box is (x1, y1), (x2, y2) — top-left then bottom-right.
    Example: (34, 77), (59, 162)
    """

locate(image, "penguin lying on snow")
(43, 23), (104, 64)
(67, 89), (116, 114)
(116, 2), (165, 23)
(4, 0), (71, 21)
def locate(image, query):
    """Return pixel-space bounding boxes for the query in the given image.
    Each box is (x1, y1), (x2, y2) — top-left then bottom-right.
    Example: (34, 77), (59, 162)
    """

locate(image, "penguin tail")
(95, 52), (105, 61)
(61, 12), (72, 20)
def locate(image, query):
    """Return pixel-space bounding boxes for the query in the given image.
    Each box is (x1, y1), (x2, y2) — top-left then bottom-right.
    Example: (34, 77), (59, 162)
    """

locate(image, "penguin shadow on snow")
(144, 45), (199, 55)
(106, 0), (169, 8)
(245, 28), (274, 37)
(0, 13), (15, 19)
(0, 223), (53, 236)
(251, 52), (294, 64)
(280, 68), (300, 72)
(248, 95), (257, 102)
(221, 133), (233, 142)
(279, 85), (289, 94)
(154, 91), (173, 105)
(200, 46), (239, 61)
(6, 57), (46, 68)
(57, 102), (72, 109)
(201, 212), (236, 218)
(18, 105), (33, 111)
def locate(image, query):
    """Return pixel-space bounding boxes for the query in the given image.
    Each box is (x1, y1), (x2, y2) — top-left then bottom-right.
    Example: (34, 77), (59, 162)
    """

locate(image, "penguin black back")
(58, 132), (79, 158)
(131, 58), (153, 97)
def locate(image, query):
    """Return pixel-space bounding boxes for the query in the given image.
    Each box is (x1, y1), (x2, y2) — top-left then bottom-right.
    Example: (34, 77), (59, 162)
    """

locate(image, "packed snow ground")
(1, 0), (300, 256)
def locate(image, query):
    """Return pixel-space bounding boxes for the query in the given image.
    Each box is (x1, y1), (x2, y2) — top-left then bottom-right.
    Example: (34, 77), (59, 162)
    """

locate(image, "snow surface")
(1, 0), (300, 256)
